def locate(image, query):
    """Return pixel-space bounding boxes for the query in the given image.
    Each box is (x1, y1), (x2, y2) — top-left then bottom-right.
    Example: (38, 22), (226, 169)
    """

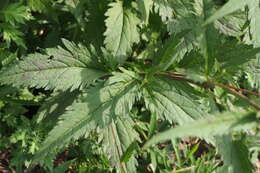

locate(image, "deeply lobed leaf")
(33, 71), (141, 167)
(0, 39), (106, 91)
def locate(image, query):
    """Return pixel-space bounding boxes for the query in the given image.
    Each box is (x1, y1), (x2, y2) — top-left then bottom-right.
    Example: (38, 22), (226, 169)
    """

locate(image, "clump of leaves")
(0, 0), (259, 172)
(0, 1), (31, 48)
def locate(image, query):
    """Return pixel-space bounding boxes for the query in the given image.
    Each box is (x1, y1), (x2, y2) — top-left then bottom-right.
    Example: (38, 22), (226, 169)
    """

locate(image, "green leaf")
(194, 0), (220, 74)
(170, 0), (192, 18)
(27, 0), (52, 13)
(137, 0), (153, 24)
(142, 76), (204, 124)
(216, 135), (254, 173)
(214, 11), (246, 37)
(104, 1), (140, 63)
(0, 39), (105, 91)
(204, 0), (247, 25)
(81, 0), (107, 50)
(144, 111), (258, 149)
(0, 3), (31, 25)
(247, 0), (260, 92)
(63, 0), (80, 8)
(103, 117), (139, 173)
(246, 62), (260, 92)
(33, 102), (95, 165)
(166, 1), (197, 64)
(53, 160), (75, 173)
(148, 30), (190, 76)
(36, 90), (80, 130)
(153, 0), (173, 21)
(33, 71), (141, 165)
(167, 0), (195, 33)
(0, 51), (17, 67)
(0, 23), (26, 48)
(120, 141), (139, 163)
(216, 42), (260, 69)
(248, 0), (260, 49)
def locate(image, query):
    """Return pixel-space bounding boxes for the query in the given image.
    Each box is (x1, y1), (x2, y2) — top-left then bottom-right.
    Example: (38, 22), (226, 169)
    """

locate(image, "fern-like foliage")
(0, 3), (31, 25)
(153, 0), (173, 22)
(33, 70), (141, 166)
(0, 39), (106, 91)
(0, 2), (31, 48)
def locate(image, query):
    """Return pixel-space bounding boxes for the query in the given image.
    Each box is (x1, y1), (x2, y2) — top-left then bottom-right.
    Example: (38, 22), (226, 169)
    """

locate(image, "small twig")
(219, 87), (260, 110)
(207, 81), (260, 97)
(154, 72), (260, 110)
(157, 72), (260, 97)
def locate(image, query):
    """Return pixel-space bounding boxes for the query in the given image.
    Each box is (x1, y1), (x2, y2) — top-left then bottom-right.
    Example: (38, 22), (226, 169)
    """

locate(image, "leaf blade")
(33, 71), (141, 166)
(204, 0), (247, 25)
(144, 111), (258, 149)
(143, 76), (204, 124)
(216, 135), (254, 173)
(0, 39), (105, 91)
(104, 1), (140, 62)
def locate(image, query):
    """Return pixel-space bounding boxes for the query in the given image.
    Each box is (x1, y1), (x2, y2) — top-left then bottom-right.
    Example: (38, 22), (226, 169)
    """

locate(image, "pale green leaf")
(247, 0), (260, 92)
(103, 117), (139, 173)
(204, 0), (247, 25)
(166, 1), (197, 64)
(215, 11), (246, 37)
(144, 111), (258, 149)
(27, 0), (52, 13)
(194, 0), (220, 74)
(104, 1), (140, 62)
(0, 39), (105, 91)
(137, 0), (153, 24)
(248, 0), (260, 48)
(0, 51), (17, 66)
(0, 23), (26, 48)
(63, 0), (80, 8)
(216, 42), (260, 69)
(153, 0), (173, 21)
(33, 71), (141, 164)
(0, 3), (31, 25)
(143, 76), (204, 124)
(33, 102), (96, 165)
(148, 30), (190, 76)
(216, 135), (254, 173)
(246, 61), (260, 92)
(36, 90), (80, 130)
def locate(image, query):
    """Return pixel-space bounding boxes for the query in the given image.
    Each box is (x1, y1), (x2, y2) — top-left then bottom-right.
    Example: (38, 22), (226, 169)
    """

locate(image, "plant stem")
(155, 72), (260, 110)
